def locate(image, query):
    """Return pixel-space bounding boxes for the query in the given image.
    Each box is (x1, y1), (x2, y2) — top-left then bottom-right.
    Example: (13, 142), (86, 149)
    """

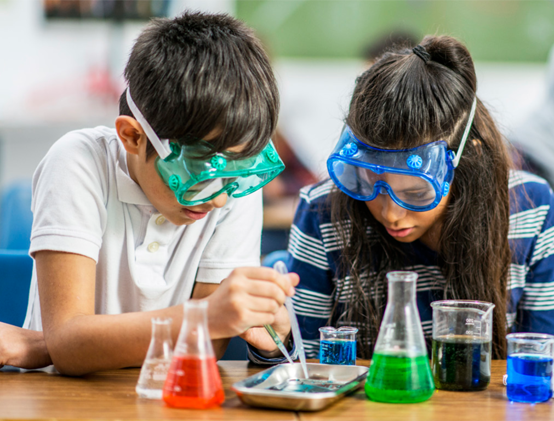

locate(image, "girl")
(289, 35), (554, 360)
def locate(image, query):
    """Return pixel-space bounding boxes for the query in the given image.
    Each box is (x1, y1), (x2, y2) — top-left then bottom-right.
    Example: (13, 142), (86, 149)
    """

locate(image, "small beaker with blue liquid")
(506, 333), (553, 403)
(319, 326), (358, 365)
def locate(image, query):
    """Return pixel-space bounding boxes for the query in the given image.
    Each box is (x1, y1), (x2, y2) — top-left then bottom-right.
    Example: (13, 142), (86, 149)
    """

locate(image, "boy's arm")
(36, 250), (297, 376)
(36, 250), (182, 375)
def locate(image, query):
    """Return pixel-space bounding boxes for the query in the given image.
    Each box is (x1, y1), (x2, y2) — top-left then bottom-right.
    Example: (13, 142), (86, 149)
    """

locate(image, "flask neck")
(182, 301), (209, 330)
(387, 272), (416, 305)
(175, 300), (214, 358)
(373, 271), (427, 357)
(151, 319), (173, 343)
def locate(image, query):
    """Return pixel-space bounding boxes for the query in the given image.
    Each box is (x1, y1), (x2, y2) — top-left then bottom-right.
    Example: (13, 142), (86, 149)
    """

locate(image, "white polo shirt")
(23, 126), (262, 330)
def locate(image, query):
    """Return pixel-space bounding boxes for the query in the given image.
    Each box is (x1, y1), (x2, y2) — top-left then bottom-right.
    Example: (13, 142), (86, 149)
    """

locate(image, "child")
(289, 35), (554, 360)
(0, 11), (298, 375)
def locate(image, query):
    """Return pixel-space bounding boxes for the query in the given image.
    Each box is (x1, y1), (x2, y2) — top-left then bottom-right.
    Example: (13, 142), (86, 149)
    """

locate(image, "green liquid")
(431, 336), (491, 391)
(365, 353), (435, 403)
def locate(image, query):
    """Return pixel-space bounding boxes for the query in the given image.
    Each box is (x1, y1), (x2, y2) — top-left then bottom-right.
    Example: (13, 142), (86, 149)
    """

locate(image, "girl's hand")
(204, 267), (299, 340)
(0, 322), (52, 369)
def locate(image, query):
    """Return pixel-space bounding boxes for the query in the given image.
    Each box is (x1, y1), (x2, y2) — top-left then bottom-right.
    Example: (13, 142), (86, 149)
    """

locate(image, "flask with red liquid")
(162, 300), (225, 409)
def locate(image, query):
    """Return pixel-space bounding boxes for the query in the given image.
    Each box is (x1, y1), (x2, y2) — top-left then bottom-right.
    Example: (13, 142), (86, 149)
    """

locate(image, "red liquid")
(162, 355), (225, 409)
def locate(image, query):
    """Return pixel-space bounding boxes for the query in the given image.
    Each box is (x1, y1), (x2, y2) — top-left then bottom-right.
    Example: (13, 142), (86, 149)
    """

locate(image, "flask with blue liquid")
(319, 326), (358, 365)
(506, 333), (554, 403)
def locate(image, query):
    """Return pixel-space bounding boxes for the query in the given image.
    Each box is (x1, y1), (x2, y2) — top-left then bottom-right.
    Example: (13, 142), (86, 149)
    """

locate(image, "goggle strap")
(451, 98), (477, 168)
(125, 88), (172, 160)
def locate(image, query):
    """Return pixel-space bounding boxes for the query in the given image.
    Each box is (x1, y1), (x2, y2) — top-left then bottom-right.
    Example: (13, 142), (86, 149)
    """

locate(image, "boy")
(0, 11), (296, 375)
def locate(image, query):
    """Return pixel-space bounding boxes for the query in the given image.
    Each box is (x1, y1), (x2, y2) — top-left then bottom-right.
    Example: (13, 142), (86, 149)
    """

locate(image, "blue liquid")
(507, 353), (553, 403)
(319, 340), (356, 365)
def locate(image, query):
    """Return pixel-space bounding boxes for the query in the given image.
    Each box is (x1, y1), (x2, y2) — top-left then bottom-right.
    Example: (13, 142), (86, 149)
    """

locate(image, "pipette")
(273, 261), (310, 379)
(263, 324), (295, 365)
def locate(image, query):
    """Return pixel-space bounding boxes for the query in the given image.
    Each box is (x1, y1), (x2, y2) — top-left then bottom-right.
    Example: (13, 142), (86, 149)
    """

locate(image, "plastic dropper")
(274, 261), (310, 379)
(263, 324), (294, 365)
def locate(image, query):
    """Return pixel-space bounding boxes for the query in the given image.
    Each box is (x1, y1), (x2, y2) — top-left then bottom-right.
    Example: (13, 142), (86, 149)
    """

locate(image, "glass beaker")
(430, 300), (494, 391)
(319, 326), (358, 365)
(136, 317), (174, 399)
(162, 301), (225, 409)
(506, 333), (554, 403)
(365, 271), (435, 403)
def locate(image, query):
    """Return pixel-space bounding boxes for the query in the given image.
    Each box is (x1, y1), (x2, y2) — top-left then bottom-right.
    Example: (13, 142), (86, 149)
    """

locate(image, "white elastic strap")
(125, 88), (172, 159)
(451, 98), (477, 168)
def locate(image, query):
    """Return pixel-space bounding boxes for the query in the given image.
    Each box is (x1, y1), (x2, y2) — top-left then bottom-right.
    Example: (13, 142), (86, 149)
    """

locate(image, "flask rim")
(430, 299), (494, 312)
(506, 332), (554, 344)
(184, 300), (209, 310)
(319, 326), (359, 336)
(385, 271), (418, 282)
(150, 317), (173, 325)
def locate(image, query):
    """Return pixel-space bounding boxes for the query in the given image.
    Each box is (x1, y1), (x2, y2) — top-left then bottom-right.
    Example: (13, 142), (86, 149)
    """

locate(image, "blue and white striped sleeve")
(512, 178), (554, 334)
(287, 187), (336, 358)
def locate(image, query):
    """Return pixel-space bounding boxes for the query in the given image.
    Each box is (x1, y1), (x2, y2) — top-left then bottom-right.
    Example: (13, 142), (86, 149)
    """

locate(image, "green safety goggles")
(126, 89), (285, 206)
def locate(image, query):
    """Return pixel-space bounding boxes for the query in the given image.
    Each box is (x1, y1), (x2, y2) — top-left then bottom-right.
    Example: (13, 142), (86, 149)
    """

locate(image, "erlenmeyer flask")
(136, 317), (174, 399)
(162, 300), (225, 409)
(365, 271), (435, 403)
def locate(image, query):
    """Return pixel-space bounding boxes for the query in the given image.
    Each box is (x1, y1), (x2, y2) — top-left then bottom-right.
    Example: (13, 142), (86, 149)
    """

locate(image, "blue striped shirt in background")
(288, 171), (554, 358)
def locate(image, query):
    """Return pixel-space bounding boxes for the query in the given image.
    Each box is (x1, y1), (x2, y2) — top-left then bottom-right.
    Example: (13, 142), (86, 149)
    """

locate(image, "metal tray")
(231, 363), (369, 411)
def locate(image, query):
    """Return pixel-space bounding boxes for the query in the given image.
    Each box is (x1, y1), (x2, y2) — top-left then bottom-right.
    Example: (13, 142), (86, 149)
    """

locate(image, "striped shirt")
(288, 171), (554, 358)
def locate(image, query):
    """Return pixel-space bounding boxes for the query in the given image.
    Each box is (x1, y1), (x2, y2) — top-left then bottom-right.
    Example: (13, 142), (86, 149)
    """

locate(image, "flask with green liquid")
(365, 271), (435, 403)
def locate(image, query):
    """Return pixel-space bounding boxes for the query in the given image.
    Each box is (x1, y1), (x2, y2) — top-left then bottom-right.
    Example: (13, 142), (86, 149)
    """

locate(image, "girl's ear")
(115, 116), (148, 156)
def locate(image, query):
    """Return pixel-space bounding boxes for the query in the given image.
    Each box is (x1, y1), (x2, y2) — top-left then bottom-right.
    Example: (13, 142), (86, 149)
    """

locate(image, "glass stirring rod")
(274, 261), (310, 379)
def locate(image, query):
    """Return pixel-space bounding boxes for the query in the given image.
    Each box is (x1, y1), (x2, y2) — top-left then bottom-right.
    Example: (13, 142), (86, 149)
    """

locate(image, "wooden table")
(0, 360), (552, 420)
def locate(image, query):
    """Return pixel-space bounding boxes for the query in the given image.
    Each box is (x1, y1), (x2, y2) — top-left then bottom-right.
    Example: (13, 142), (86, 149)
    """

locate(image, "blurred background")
(1, 0), (554, 256)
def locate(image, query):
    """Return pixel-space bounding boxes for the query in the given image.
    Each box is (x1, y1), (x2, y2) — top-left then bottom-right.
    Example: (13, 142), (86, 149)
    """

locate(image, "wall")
(0, 0), (551, 186)
(0, 0), (234, 187)
(237, 0), (554, 62)
(275, 58), (549, 178)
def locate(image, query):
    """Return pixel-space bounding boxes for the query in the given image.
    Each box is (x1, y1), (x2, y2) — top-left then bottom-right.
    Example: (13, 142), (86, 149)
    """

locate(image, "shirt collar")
(115, 146), (153, 206)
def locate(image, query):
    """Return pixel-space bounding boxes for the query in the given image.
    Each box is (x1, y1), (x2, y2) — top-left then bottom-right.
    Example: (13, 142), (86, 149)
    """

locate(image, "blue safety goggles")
(327, 99), (477, 212)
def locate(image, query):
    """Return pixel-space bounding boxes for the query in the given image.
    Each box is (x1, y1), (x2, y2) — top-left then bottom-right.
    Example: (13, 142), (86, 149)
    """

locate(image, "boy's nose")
(209, 192), (228, 209)
(380, 195), (407, 223)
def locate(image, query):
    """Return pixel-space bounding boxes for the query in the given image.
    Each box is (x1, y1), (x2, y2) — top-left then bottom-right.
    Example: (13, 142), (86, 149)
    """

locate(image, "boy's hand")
(204, 267), (299, 340)
(0, 322), (52, 369)
(240, 304), (292, 354)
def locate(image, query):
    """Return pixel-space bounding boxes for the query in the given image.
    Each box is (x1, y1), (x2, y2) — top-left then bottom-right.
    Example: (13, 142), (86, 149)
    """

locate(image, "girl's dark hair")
(120, 11), (279, 159)
(331, 35), (512, 359)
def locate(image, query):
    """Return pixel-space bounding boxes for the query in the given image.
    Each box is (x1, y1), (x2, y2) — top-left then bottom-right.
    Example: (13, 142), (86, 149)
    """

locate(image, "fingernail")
(288, 287), (295, 296)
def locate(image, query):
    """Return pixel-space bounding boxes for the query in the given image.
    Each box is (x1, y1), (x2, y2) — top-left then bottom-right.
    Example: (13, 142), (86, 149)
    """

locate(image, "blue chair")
(0, 180), (34, 327)
(0, 250), (33, 327)
(0, 180), (33, 250)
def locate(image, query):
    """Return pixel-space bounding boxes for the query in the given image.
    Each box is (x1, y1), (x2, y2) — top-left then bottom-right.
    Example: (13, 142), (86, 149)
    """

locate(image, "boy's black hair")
(120, 11), (279, 159)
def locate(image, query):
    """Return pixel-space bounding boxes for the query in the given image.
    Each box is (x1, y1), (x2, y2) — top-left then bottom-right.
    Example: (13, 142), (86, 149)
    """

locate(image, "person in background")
(0, 11), (298, 375)
(259, 36), (318, 256)
(263, 129), (318, 202)
(288, 35), (554, 360)
(509, 44), (554, 187)
(361, 29), (419, 67)
(261, 130), (319, 257)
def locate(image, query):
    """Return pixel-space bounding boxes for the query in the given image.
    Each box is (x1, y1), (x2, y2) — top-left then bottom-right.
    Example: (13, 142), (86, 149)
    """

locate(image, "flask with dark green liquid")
(365, 271), (435, 403)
